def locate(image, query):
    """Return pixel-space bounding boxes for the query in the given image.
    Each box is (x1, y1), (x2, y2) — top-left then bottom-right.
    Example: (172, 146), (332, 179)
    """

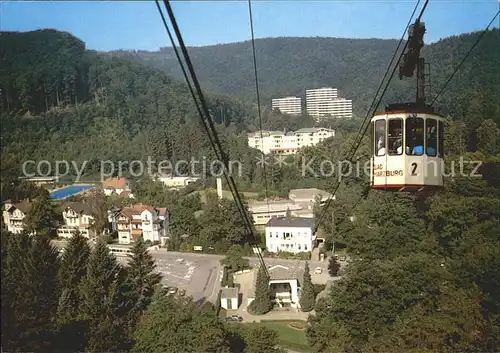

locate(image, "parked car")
(179, 289), (186, 296)
(314, 267), (323, 274)
(225, 315), (243, 322)
(168, 287), (178, 295)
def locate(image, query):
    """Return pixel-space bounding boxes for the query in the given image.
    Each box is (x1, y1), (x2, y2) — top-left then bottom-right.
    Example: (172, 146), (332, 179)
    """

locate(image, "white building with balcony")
(306, 87), (338, 118)
(331, 98), (353, 119)
(246, 264), (305, 309)
(306, 87), (352, 120)
(247, 128), (334, 155)
(58, 202), (95, 239)
(113, 203), (169, 244)
(265, 217), (315, 254)
(2, 199), (32, 234)
(271, 96), (302, 115)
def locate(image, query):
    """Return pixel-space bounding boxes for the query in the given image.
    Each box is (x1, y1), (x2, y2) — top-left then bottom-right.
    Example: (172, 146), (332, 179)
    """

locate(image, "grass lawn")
(240, 320), (311, 352)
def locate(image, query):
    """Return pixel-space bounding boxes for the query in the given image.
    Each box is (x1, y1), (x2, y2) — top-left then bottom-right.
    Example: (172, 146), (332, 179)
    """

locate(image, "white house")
(114, 203), (169, 244)
(220, 287), (239, 310)
(155, 176), (199, 189)
(288, 188), (334, 207)
(247, 264), (304, 309)
(2, 199), (32, 234)
(57, 202), (96, 239)
(265, 217), (315, 253)
(102, 177), (134, 198)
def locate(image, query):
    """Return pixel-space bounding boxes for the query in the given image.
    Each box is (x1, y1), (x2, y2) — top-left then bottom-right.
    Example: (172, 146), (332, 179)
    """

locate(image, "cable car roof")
(373, 102), (444, 118)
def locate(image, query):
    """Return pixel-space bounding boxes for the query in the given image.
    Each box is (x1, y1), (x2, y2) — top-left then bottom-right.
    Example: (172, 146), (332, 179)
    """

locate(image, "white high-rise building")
(271, 96), (302, 115)
(331, 98), (353, 119)
(305, 87), (338, 118)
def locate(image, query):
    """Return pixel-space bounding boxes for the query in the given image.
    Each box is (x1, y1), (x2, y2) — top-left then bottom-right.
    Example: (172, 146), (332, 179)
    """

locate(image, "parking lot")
(155, 257), (197, 290)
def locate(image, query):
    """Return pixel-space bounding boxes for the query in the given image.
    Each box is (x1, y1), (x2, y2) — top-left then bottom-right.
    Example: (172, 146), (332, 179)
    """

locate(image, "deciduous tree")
(133, 296), (231, 353)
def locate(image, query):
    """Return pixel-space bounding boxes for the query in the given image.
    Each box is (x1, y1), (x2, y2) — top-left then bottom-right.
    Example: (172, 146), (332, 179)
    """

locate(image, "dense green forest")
(1, 28), (500, 352)
(110, 30), (500, 124)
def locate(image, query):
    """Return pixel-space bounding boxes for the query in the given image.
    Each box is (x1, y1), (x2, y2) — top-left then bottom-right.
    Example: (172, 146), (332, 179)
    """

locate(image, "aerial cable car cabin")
(370, 20), (444, 193)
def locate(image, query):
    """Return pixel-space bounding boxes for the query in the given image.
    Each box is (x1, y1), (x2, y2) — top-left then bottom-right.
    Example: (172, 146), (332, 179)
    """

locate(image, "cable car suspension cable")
(156, 0), (269, 275)
(430, 10), (500, 106)
(313, 0), (430, 235)
(247, 0), (272, 222)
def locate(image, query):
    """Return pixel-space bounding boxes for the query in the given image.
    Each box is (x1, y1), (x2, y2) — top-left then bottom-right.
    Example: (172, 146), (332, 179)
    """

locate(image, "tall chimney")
(216, 178), (223, 199)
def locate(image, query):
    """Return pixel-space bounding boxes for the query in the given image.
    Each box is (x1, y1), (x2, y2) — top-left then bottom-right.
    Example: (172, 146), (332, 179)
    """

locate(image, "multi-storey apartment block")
(271, 96), (302, 115)
(306, 87), (353, 119)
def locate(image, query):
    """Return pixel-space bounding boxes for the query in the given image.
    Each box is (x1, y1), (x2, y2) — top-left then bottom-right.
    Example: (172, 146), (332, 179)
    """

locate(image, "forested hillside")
(0, 29), (260, 181)
(111, 30), (500, 125)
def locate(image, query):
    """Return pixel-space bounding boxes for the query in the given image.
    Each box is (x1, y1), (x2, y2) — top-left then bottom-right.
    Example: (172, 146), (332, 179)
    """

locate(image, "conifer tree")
(79, 237), (128, 352)
(56, 231), (91, 352)
(248, 265), (272, 315)
(299, 262), (315, 312)
(23, 193), (58, 234)
(58, 230), (91, 312)
(2, 232), (60, 352)
(124, 237), (162, 334)
(328, 256), (341, 277)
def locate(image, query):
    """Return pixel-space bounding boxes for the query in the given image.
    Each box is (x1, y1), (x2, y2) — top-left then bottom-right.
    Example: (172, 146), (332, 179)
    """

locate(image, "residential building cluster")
(3, 199), (169, 245)
(271, 86), (353, 120)
(247, 127), (334, 155)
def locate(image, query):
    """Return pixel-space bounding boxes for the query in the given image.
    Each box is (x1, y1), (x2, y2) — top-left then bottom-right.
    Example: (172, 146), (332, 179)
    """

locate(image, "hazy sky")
(1, 1), (499, 51)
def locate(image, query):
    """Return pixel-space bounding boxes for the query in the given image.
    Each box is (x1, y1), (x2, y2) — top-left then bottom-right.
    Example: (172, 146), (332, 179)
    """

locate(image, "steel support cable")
(352, 0), (422, 143)
(161, 0), (248, 218)
(247, 0), (271, 219)
(290, 0), (425, 276)
(314, 0), (430, 235)
(430, 10), (500, 106)
(154, 0), (217, 155)
(159, 0), (269, 274)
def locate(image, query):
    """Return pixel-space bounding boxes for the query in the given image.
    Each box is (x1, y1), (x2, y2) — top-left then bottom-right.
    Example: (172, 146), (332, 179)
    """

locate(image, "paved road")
(52, 240), (332, 306)
(151, 249), (329, 266)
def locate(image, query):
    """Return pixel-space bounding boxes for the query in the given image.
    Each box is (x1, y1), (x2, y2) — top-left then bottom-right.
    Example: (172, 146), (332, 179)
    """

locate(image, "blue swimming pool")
(50, 184), (95, 200)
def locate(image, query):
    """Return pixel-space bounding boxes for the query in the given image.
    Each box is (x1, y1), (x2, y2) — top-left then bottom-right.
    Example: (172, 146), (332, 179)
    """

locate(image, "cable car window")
(406, 116), (424, 156)
(375, 119), (386, 156)
(388, 118), (403, 155)
(426, 118), (437, 156)
(438, 120), (444, 157)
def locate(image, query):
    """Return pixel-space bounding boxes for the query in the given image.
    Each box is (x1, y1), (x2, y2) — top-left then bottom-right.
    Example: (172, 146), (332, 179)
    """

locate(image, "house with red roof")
(102, 177), (134, 198)
(113, 203), (169, 244)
